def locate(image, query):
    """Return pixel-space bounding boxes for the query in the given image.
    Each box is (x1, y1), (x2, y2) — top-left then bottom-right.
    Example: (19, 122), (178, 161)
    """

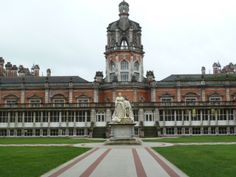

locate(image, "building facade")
(0, 1), (236, 137)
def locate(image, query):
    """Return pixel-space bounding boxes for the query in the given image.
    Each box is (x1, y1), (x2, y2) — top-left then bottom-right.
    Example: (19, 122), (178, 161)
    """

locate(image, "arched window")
(134, 61), (139, 71)
(52, 94), (66, 107)
(121, 60), (129, 70)
(209, 93), (221, 105)
(121, 38), (128, 49)
(4, 95), (19, 108)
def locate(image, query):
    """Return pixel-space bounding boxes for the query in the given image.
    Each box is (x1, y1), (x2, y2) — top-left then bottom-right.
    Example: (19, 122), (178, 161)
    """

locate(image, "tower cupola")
(119, 1), (129, 17)
(105, 1), (144, 83)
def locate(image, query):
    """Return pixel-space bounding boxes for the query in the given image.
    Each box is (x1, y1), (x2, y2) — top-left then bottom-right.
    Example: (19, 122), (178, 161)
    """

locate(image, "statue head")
(118, 92), (122, 97)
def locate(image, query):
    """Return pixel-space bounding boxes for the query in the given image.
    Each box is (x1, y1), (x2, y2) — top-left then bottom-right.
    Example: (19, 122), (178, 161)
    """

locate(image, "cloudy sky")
(0, 0), (236, 81)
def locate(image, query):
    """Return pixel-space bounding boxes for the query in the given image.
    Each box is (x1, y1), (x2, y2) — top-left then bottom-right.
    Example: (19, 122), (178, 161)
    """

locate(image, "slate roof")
(161, 74), (236, 82)
(0, 76), (89, 85)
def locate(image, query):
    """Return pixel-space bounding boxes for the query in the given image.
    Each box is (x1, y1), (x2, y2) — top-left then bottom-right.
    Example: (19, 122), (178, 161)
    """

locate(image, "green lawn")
(0, 146), (90, 177)
(143, 135), (236, 143)
(154, 145), (236, 177)
(0, 137), (104, 144)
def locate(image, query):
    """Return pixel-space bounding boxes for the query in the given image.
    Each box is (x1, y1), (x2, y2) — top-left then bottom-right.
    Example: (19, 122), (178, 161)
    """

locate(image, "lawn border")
(41, 147), (95, 177)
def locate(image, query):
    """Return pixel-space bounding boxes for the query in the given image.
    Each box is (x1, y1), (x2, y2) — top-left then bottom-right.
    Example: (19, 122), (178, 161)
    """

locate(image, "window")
(78, 97), (89, 107)
(35, 112), (41, 122)
(202, 109), (209, 121)
(0, 129), (7, 136)
(121, 60), (129, 70)
(219, 127), (227, 134)
(192, 109), (201, 121)
(96, 111), (105, 122)
(134, 61), (139, 71)
(121, 39), (128, 49)
(25, 112), (33, 122)
(121, 72), (129, 81)
(51, 111), (59, 122)
(61, 111), (67, 122)
(110, 73), (115, 82)
(185, 128), (189, 134)
(53, 99), (65, 107)
(176, 110), (182, 121)
(76, 111), (86, 122)
(193, 127), (201, 134)
(35, 129), (40, 136)
(230, 127), (235, 134)
(5, 99), (18, 108)
(76, 129), (85, 136)
(209, 96), (221, 105)
(203, 127), (208, 134)
(166, 128), (174, 135)
(10, 112), (16, 122)
(145, 112), (154, 122)
(29, 99), (41, 107)
(133, 110), (139, 121)
(185, 97), (197, 105)
(211, 127), (216, 134)
(160, 96), (172, 106)
(184, 110), (190, 121)
(228, 109), (234, 120)
(68, 111), (74, 122)
(43, 112), (48, 122)
(177, 128), (182, 134)
(218, 109), (227, 120)
(24, 129), (33, 136)
(165, 110), (174, 121)
(50, 129), (59, 136)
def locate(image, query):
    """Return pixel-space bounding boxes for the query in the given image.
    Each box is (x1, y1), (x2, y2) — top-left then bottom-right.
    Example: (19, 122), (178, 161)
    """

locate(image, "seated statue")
(112, 93), (134, 123)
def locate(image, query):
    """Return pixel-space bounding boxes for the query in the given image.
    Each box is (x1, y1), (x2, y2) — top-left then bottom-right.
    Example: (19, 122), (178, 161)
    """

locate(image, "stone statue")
(112, 93), (134, 123)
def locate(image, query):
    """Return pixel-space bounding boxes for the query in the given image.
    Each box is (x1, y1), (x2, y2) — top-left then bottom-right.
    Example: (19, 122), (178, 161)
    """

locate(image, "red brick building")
(0, 1), (236, 137)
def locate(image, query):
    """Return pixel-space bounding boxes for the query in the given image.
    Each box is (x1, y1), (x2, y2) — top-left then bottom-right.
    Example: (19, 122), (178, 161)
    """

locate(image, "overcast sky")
(0, 0), (236, 81)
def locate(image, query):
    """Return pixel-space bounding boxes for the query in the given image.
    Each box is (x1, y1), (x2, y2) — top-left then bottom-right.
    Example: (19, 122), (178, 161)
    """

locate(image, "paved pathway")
(42, 146), (188, 177)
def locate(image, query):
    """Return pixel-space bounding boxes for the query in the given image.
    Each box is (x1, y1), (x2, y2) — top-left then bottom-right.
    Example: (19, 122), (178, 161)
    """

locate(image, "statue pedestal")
(105, 123), (141, 145)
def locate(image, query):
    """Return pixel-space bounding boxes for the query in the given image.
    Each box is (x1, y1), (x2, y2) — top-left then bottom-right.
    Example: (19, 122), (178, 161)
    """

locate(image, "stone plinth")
(105, 123), (141, 145)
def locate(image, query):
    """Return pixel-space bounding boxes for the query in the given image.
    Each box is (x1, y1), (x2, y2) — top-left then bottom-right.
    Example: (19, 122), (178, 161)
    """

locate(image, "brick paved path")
(42, 146), (188, 177)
